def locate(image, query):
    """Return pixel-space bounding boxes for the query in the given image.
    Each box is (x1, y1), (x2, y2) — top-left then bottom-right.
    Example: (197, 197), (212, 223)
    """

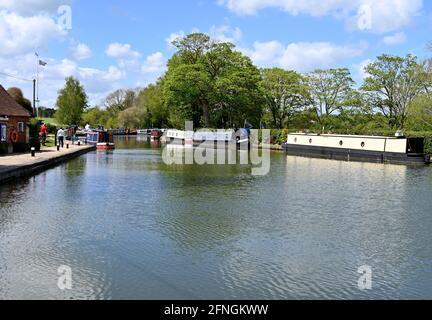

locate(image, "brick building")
(0, 85), (32, 154)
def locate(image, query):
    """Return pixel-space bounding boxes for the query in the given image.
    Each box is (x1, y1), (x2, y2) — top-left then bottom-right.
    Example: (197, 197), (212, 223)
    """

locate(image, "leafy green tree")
(260, 68), (309, 128)
(164, 33), (263, 128)
(82, 107), (110, 128)
(362, 54), (430, 129)
(406, 94), (432, 131)
(307, 68), (356, 130)
(104, 89), (137, 116)
(7, 87), (33, 115)
(136, 81), (168, 128)
(55, 77), (88, 125)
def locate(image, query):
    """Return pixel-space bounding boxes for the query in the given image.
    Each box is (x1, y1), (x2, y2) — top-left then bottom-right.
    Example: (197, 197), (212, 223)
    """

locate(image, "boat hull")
(97, 143), (115, 150)
(282, 143), (430, 165)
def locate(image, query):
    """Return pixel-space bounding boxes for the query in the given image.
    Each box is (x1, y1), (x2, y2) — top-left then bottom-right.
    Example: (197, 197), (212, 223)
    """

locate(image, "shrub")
(28, 118), (41, 151)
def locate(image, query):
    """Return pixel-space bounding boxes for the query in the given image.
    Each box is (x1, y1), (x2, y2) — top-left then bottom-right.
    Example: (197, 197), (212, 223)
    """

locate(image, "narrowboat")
(85, 130), (115, 150)
(282, 133), (431, 165)
(165, 129), (250, 147)
(151, 129), (162, 140)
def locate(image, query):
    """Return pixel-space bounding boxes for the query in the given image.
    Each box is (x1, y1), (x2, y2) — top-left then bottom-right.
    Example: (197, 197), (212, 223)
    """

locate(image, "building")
(0, 85), (32, 154)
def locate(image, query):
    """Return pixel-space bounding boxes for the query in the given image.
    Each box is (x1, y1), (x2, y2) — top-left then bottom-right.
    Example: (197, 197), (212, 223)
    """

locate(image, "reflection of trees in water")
(64, 157), (87, 177)
(114, 136), (161, 150)
(0, 179), (33, 233)
(153, 165), (256, 251)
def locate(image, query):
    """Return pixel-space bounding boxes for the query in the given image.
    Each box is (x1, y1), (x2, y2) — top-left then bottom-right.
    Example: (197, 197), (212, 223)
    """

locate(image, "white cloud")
(106, 43), (141, 60)
(166, 31), (186, 48)
(0, 0), (72, 15)
(240, 41), (284, 66)
(242, 40), (367, 72)
(353, 58), (372, 83)
(218, 0), (423, 33)
(142, 52), (166, 74)
(70, 43), (92, 61)
(382, 32), (407, 46)
(106, 42), (142, 69)
(209, 24), (243, 44)
(0, 10), (66, 57)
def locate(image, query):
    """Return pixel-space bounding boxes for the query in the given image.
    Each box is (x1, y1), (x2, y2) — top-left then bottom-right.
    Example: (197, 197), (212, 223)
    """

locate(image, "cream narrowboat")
(165, 129), (250, 147)
(282, 133), (431, 165)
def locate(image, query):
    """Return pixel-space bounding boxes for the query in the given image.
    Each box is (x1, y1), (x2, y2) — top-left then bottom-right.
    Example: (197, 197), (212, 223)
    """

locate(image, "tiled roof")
(0, 85), (32, 117)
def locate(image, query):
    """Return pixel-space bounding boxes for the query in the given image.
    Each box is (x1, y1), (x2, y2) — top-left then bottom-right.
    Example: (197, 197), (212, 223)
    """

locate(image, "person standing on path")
(57, 128), (65, 148)
(40, 122), (48, 146)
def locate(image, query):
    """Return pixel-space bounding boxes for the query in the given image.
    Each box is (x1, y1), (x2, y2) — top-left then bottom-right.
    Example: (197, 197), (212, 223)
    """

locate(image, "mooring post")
(31, 147), (35, 157)
(57, 144), (60, 151)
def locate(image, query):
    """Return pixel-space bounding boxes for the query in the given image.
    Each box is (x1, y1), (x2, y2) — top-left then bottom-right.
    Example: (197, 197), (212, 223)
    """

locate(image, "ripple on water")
(1, 139), (432, 299)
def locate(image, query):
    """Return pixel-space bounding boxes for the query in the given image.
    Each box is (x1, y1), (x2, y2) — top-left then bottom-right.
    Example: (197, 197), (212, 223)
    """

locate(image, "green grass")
(44, 134), (57, 147)
(38, 118), (59, 126)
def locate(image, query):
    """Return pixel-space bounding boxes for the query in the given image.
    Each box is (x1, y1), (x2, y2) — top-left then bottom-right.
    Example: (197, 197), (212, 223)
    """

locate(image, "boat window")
(361, 142), (365, 148)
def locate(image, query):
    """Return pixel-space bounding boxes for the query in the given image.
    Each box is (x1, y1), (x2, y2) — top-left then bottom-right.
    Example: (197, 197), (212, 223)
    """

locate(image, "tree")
(82, 107), (110, 128)
(104, 89), (137, 116)
(135, 81), (168, 128)
(307, 68), (356, 130)
(406, 94), (432, 131)
(260, 68), (309, 128)
(7, 87), (33, 115)
(55, 77), (88, 125)
(164, 33), (263, 128)
(362, 54), (430, 129)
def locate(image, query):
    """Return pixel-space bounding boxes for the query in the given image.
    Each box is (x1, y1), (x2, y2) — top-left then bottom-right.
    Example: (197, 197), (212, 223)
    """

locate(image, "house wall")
(0, 116), (30, 154)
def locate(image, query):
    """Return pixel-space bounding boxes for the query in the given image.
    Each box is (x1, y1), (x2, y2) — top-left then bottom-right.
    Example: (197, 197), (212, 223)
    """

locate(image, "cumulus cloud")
(241, 40), (367, 72)
(142, 52), (166, 74)
(0, 10), (66, 57)
(353, 58), (373, 83)
(106, 43), (141, 60)
(0, 0), (72, 15)
(209, 24), (243, 44)
(218, 0), (423, 33)
(166, 31), (186, 48)
(382, 32), (407, 46)
(106, 42), (142, 69)
(70, 43), (92, 61)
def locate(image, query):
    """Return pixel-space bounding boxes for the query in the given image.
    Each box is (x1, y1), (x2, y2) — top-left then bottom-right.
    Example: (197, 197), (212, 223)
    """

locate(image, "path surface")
(0, 144), (95, 182)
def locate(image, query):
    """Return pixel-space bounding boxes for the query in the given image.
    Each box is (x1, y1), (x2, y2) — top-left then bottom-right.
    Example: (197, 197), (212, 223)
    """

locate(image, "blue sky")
(1, 0), (432, 107)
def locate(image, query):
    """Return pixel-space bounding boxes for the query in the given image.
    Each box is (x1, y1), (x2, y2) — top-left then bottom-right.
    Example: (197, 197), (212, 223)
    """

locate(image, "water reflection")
(1, 137), (432, 299)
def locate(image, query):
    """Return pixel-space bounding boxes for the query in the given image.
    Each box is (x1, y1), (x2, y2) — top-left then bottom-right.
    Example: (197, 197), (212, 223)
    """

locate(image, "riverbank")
(0, 144), (96, 184)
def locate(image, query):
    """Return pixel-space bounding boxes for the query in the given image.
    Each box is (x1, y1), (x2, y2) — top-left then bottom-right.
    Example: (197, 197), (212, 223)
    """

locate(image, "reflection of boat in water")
(137, 129), (148, 135)
(151, 129), (162, 141)
(84, 130), (115, 150)
(282, 132), (431, 165)
(165, 129), (250, 147)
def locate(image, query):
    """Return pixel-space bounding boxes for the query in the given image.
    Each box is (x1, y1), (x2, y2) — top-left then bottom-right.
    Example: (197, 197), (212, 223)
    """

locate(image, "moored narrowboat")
(85, 130), (115, 150)
(282, 133), (431, 165)
(165, 129), (250, 147)
(151, 129), (162, 140)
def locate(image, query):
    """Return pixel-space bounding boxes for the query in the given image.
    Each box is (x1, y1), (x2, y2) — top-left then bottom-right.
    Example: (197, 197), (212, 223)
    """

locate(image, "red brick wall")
(0, 116), (30, 144)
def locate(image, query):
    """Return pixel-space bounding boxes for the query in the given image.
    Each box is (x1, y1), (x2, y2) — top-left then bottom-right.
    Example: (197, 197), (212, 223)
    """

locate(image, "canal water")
(1, 136), (432, 299)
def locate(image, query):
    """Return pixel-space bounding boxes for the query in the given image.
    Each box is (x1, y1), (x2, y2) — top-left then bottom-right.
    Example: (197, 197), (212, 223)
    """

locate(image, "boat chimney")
(395, 130), (405, 138)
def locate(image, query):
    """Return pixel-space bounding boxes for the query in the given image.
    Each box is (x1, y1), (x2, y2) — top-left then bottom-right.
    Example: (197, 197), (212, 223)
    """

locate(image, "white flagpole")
(35, 52), (40, 118)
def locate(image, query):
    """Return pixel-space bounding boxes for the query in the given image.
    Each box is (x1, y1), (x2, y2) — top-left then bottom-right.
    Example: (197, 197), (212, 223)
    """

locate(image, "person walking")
(40, 122), (48, 146)
(57, 128), (65, 148)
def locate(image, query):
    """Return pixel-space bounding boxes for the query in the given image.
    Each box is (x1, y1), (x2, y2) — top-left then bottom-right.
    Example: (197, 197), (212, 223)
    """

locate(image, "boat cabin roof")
(289, 133), (408, 140)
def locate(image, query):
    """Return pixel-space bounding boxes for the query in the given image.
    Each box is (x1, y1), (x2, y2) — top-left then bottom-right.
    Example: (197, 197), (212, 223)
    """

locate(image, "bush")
(12, 142), (28, 153)
(0, 143), (10, 155)
(29, 118), (41, 151)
